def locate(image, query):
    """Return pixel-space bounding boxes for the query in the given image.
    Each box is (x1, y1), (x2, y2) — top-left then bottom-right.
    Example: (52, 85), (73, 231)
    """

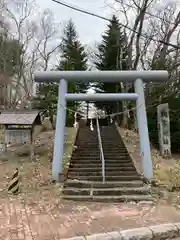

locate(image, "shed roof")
(0, 111), (40, 125)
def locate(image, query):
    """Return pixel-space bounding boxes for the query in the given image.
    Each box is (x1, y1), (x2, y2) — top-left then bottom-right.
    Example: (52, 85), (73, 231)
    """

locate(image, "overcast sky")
(34, 0), (116, 105)
(36, 0), (115, 45)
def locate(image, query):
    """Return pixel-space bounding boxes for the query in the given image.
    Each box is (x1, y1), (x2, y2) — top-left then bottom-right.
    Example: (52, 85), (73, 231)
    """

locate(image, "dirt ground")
(1, 198), (180, 239)
(119, 127), (180, 204)
(0, 128), (77, 200)
(1, 127), (180, 239)
(118, 127), (177, 174)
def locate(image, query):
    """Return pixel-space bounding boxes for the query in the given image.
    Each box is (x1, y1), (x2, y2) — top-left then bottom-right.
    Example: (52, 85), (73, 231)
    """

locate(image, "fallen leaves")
(0, 127), (77, 202)
(119, 127), (180, 205)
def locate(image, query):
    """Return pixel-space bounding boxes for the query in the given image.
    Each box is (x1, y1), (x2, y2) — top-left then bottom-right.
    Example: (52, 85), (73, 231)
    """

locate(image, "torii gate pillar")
(134, 78), (152, 179)
(53, 79), (67, 180)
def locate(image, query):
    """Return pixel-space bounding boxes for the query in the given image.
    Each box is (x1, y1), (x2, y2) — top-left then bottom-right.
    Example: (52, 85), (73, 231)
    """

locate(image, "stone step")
(73, 150), (128, 154)
(71, 156), (101, 163)
(102, 138), (124, 141)
(68, 166), (136, 172)
(101, 142), (124, 145)
(102, 145), (126, 148)
(67, 175), (141, 181)
(70, 159), (132, 163)
(77, 139), (98, 141)
(103, 149), (127, 152)
(64, 180), (144, 188)
(104, 156), (131, 159)
(103, 148), (127, 151)
(71, 156), (130, 160)
(101, 145), (126, 148)
(72, 151), (100, 154)
(75, 144), (98, 146)
(71, 155), (130, 159)
(78, 130), (97, 132)
(105, 151), (128, 154)
(68, 170), (138, 176)
(101, 136), (122, 138)
(77, 142), (98, 144)
(105, 159), (131, 162)
(102, 143), (126, 150)
(70, 159), (101, 163)
(71, 154), (100, 158)
(101, 131), (120, 134)
(76, 145), (124, 149)
(101, 133), (120, 136)
(69, 167), (101, 172)
(62, 194), (153, 202)
(78, 132), (97, 134)
(69, 167), (137, 171)
(68, 172), (102, 177)
(70, 162), (134, 167)
(76, 140), (98, 142)
(75, 147), (126, 151)
(105, 163), (135, 167)
(73, 152), (100, 155)
(63, 186), (150, 196)
(78, 133), (97, 135)
(101, 138), (121, 140)
(104, 152), (129, 155)
(103, 151), (128, 154)
(74, 149), (100, 153)
(71, 158), (133, 164)
(69, 163), (135, 168)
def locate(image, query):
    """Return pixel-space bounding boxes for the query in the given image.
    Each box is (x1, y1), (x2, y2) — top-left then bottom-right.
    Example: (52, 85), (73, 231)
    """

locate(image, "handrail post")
(96, 117), (105, 183)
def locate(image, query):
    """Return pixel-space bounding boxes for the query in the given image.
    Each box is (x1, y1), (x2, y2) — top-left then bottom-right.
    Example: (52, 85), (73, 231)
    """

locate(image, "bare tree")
(3, 0), (61, 108)
(2, 0), (37, 107)
(34, 9), (62, 71)
(107, 0), (180, 127)
(112, 0), (180, 71)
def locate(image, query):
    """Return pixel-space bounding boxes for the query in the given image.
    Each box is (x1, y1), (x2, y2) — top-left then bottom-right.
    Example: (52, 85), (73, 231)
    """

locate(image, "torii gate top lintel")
(34, 70), (168, 83)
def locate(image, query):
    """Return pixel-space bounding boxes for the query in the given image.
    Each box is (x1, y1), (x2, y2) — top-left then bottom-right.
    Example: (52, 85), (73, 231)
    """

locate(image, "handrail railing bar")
(96, 117), (105, 183)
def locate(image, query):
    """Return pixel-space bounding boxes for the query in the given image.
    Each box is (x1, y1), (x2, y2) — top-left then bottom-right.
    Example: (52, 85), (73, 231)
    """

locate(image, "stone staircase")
(63, 121), (152, 202)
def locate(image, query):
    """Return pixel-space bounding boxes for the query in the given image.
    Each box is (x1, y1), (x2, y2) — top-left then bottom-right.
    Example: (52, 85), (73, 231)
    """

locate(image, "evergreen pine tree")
(0, 34), (22, 76)
(34, 20), (88, 125)
(32, 82), (58, 123)
(56, 19), (89, 125)
(94, 15), (128, 118)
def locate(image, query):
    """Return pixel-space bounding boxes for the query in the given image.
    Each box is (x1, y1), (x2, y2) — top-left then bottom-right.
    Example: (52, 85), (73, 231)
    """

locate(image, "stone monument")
(157, 103), (171, 157)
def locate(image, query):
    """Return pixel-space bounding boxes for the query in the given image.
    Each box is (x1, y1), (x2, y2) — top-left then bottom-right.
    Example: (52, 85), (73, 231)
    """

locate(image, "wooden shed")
(0, 110), (41, 146)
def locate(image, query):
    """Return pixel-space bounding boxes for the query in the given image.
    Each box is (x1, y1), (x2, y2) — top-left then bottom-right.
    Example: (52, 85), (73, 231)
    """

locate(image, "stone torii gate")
(34, 70), (168, 182)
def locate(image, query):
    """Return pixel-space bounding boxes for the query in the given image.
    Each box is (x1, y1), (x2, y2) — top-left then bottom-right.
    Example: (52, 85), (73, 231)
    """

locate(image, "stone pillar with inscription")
(157, 103), (171, 158)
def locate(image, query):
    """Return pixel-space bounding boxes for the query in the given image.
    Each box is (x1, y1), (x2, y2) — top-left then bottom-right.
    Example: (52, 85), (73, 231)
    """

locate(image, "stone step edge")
(68, 167), (136, 170)
(61, 222), (180, 240)
(63, 195), (153, 201)
(65, 180), (144, 184)
(63, 186), (150, 191)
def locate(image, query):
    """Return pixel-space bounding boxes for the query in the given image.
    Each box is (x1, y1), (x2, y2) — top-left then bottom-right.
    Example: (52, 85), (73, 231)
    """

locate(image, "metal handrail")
(96, 118), (105, 183)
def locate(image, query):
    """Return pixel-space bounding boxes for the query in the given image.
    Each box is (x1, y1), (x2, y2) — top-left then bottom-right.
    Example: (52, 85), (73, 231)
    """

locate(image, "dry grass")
(0, 127), (77, 201)
(154, 158), (180, 190)
(118, 127), (180, 204)
(63, 128), (77, 168)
